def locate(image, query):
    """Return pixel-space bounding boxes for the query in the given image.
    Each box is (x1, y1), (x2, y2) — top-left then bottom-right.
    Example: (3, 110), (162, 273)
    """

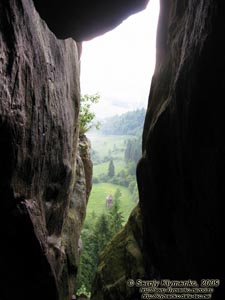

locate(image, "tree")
(114, 188), (122, 201)
(108, 189), (124, 235)
(76, 194), (125, 295)
(75, 213), (111, 294)
(79, 93), (101, 134)
(94, 213), (111, 252)
(101, 108), (146, 135)
(107, 159), (115, 177)
(124, 137), (141, 164)
(75, 228), (97, 293)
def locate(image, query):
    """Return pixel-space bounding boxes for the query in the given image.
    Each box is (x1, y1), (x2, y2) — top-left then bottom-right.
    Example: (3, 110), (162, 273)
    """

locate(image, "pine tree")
(108, 189), (124, 236)
(94, 213), (111, 252)
(75, 228), (97, 293)
(107, 159), (115, 177)
(76, 214), (111, 294)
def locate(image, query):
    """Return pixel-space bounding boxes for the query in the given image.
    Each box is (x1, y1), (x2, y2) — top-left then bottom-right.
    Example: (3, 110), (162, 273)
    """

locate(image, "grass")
(88, 132), (135, 162)
(84, 132), (137, 226)
(88, 132), (134, 177)
(86, 183), (136, 224)
(93, 160), (126, 177)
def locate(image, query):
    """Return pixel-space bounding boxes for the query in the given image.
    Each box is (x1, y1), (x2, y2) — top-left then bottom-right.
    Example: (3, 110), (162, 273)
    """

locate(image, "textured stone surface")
(137, 0), (225, 298)
(32, 0), (149, 41)
(61, 135), (92, 298)
(91, 206), (145, 300)
(0, 0), (82, 299)
(1, 0), (225, 299)
(78, 134), (93, 200)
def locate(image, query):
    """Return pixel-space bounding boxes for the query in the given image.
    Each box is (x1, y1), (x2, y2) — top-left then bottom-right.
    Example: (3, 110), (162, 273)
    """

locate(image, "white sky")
(80, 0), (160, 119)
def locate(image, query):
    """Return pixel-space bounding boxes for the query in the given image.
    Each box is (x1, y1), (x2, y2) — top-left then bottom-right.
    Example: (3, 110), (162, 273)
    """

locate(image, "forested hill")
(101, 108), (146, 135)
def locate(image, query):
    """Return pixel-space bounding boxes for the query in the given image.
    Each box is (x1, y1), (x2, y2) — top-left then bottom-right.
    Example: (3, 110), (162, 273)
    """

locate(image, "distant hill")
(101, 108), (146, 135)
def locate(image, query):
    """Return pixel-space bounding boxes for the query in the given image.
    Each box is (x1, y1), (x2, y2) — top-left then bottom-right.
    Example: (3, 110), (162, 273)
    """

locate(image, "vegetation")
(85, 183), (135, 222)
(124, 133), (142, 164)
(76, 189), (124, 294)
(108, 188), (124, 234)
(75, 108), (146, 297)
(79, 93), (101, 134)
(101, 108), (146, 135)
(107, 159), (115, 177)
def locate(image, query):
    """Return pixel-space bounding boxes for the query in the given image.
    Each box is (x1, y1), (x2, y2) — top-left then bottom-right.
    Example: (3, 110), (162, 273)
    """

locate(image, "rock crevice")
(1, 0), (225, 299)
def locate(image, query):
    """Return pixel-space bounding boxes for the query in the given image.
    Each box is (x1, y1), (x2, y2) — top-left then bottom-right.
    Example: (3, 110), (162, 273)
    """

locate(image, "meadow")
(85, 183), (136, 224)
(85, 132), (138, 224)
(89, 133), (135, 158)
(75, 110), (144, 294)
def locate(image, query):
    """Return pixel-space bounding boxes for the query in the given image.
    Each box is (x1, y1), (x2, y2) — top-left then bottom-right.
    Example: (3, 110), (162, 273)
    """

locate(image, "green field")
(93, 160), (126, 177)
(88, 133), (134, 160)
(88, 132), (135, 177)
(84, 133), (138, 226)
(86, 183), (136, 224)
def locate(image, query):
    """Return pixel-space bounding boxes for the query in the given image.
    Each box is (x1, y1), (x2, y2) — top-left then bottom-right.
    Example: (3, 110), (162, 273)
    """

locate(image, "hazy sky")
(80, 0), (160, 119)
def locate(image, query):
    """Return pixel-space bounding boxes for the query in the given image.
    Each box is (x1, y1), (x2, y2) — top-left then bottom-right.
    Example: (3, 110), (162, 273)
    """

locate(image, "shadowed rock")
(1, 0), (225, 299)
(32, 0), (149, 41)
(138, 0), (225, 298)
(0, 0), (82, 299)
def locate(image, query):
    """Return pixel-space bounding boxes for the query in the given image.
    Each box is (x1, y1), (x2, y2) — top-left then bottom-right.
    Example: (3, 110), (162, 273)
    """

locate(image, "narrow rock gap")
(75, 2), (160, 298)
(1, 1), (224, 299)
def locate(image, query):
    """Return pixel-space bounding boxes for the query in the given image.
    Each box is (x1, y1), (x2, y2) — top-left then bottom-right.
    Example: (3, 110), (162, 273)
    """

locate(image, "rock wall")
(138, 0), (225, 297)
(1, 0), (225, 299)
(0, 0), (89, 299)
(61, 135), (92, 298)
(32, 0), (149, 40)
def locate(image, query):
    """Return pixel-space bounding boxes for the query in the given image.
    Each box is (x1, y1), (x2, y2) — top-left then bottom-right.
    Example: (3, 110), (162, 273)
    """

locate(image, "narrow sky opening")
(80, 0), (160, 119)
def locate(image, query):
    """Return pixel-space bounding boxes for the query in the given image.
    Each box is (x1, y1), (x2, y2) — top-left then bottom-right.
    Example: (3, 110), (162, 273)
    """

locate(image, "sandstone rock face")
(137, 0), (225, 298)
(61, 135), (92, 298)
(78, 134), (93, 200)
(0, 0), (84, 299)
(1, 0), (225, 299)
(32, 0), (149, 40)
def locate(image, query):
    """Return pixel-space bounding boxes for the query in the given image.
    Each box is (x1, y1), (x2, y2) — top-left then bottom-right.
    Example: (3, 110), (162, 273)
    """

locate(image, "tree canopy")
(107, 160), (115, 177)
(79, 93), (101, 134)
(75, 188), (124, 295)
(101, 108), (146, 135)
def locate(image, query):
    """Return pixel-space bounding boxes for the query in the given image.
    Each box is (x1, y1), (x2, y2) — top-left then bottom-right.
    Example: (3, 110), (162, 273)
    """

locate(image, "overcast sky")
(80, 0), (160, 119)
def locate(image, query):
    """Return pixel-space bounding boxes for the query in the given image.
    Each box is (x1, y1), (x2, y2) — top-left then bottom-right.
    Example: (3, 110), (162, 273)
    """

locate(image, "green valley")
(75, 108), (146, 296)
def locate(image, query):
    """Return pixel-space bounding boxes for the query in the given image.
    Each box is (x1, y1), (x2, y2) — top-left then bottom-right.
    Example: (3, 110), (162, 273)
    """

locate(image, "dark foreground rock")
(1, 0), (225, 299)
(32, 0), (149, 41)
(138, 0), (225, 298)
(0, 0), (86, 299)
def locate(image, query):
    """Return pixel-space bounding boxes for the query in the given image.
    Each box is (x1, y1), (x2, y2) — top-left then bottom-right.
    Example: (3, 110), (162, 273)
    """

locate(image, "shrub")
(79, 93), (101, 134)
